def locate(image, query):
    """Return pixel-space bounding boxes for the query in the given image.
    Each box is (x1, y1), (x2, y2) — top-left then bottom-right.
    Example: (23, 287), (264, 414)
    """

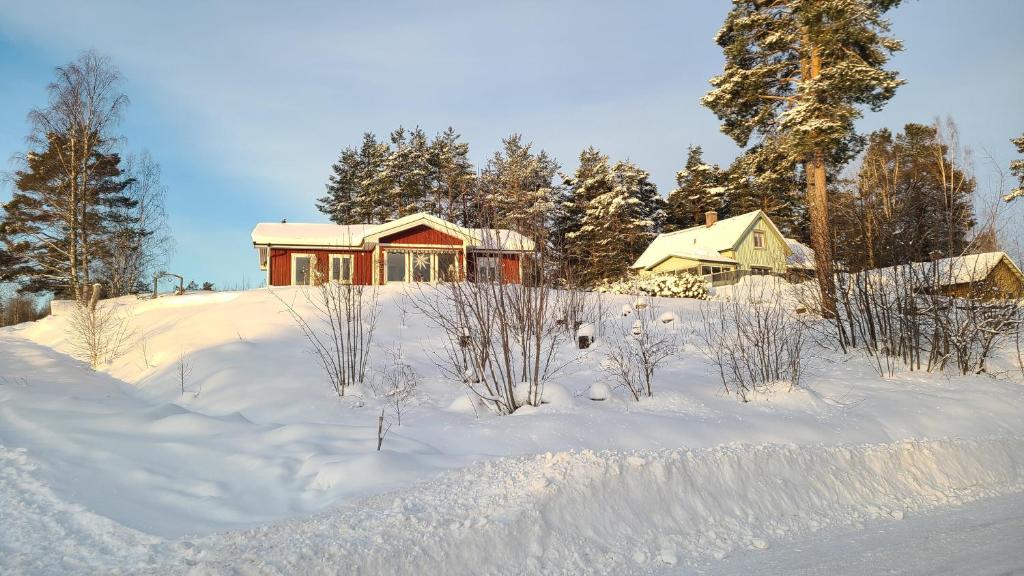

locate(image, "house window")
(330, 255), (352, 283)
(292, 254), (312, 286)
(412, 253), (432, 282)
(753, 230), (766, 249)
(438, 252), (458, 281)
(751, 266), (771, 275)
(701, 265), (727, 276)
(476, 256), (500, 282)
(386, 251), (406, 282)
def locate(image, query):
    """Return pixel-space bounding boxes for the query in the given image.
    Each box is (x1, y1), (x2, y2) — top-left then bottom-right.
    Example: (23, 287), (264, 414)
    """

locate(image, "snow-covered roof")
(251, 223), (377, 247)
(631, 210), (788, 270)
(785, 238), (815, 270)
(251, 213), (535, 251)
(870, 252), (1022, 287)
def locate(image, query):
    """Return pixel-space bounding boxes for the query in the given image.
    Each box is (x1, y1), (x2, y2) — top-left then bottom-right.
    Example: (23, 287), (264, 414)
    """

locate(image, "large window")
(476, 256), (500, 282)
(330, 255), (352, 283)
(386, 251), (406, 282)
(292, 254), (312, 285)
(412, 253), (432, 282)
(753, 230), (766, 249)
(438, 253), (458, 281)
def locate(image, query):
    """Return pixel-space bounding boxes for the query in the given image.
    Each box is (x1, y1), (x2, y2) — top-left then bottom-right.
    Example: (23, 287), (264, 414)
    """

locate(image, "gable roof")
(251, 212), (535, 251)
(871, 252), (1024, 287)
(631, 210), (791, 270)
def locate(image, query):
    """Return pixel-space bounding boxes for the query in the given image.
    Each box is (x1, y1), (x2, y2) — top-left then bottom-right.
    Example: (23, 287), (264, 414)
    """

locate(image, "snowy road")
(702, 491), (1024, 575)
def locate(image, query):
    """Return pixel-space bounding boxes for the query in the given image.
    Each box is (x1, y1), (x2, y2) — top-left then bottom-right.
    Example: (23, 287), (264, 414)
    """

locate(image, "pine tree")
(664, 146), (728, 231)
(703, 0), (904, 315)
(2, 132), (134, 296)
(428, 127), (476, 225)
(478, 134), (559, 240)
(1006, 133), (1024, 202)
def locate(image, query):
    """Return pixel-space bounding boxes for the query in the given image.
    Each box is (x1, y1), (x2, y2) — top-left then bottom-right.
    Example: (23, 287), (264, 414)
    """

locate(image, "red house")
(251, 212), (534, 286)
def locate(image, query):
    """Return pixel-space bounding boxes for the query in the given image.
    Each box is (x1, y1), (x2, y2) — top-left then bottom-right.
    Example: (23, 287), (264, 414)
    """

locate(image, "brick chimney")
(705, 210), (718, 227)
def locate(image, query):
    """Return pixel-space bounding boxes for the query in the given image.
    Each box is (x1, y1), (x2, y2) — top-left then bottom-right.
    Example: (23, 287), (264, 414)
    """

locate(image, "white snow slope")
(2, 286), (1024, 574)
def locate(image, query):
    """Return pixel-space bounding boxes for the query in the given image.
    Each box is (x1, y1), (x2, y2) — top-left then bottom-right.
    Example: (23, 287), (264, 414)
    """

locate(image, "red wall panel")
(268, 248), (372, 286)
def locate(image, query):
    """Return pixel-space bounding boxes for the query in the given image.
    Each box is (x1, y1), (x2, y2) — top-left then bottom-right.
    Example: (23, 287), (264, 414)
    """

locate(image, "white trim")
(329, 254), (353, 284)
(291, 252), (314, 286)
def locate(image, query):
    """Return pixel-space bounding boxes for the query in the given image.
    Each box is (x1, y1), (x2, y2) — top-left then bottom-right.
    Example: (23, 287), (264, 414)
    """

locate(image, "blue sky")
(1, 0), (1022, 288)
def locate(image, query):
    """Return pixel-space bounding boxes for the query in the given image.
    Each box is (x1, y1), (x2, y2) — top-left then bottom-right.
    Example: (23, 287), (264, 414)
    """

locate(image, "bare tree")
(274, 282), (381, 397)
(176, 349), (194, 396)
(101, 151), (173, 296)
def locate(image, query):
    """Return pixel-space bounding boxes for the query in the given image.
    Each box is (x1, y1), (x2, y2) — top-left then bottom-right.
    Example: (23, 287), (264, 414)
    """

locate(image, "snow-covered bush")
(595, 272), (708, 300)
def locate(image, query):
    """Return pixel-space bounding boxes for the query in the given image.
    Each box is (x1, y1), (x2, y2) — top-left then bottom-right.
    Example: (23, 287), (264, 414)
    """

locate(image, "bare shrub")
(66, 283), (132, 368)
(699, 278), (806, 401)
(603, 300), (677, 400)
(807, 255), (1023, 377)
(371, 343), (420, 426)
(274, 282), (380, 397)
(176, 349), (195, 396)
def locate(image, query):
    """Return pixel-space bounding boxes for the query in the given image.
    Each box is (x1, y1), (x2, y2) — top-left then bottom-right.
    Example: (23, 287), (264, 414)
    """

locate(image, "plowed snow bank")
(177, 436), (1024, 575)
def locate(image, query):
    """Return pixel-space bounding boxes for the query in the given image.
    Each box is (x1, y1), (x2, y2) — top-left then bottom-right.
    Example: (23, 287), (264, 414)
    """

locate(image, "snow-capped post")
(577, 322), (595, 349)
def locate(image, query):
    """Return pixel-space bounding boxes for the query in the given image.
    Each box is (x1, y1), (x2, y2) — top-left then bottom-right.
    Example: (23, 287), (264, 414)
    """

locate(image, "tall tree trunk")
(802, 30), (837, 317)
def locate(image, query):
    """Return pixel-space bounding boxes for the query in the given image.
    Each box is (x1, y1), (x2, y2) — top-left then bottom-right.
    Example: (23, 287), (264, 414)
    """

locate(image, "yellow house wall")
(731, 217), (790, 273)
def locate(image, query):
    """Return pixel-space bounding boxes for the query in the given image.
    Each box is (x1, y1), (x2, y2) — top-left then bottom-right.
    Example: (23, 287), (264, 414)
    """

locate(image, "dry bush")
(371, 343), (420, 426)
(805, 257), (1023, 377)
(699, 278), (806, 401)
(275, 282), (381, 397)
(66, 284), (132, 368)
(603, 300), (677, 400)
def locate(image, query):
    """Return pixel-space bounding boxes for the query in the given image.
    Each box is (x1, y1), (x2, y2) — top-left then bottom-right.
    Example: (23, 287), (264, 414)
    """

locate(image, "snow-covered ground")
(1, 286), (1023, 574)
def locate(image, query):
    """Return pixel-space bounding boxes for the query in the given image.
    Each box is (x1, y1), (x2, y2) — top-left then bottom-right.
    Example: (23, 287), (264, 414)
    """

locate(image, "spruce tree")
(724, 142), (808, 239)
(318, 146), (361, 224)
(353, 133), (393, 224)
(664, 146), (728, 231)
(570, 158), (663, 283)
(703, 0), (904, 314)
(558, 148), (615, 278)
(1006, 133), (1024, 202)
